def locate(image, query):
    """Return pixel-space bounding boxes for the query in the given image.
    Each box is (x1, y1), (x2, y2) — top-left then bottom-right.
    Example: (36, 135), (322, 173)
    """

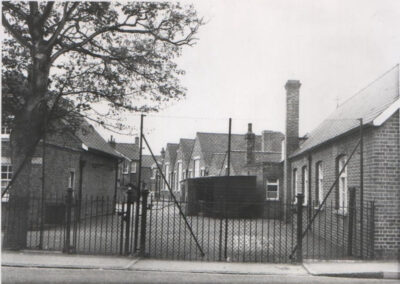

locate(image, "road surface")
(2, 267), (398, 284)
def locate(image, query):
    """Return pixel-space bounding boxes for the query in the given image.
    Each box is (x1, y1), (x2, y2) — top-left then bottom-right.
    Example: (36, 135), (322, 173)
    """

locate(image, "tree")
(2, 1), (202, 249)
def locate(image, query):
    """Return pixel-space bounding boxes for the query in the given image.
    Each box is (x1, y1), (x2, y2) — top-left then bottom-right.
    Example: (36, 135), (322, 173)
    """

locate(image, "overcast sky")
(99, 0), (400, 154)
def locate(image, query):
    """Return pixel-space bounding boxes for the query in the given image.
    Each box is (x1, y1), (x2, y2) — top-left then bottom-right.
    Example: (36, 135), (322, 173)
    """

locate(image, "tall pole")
(133, 114), (144, 253)
(359, 118), (364, 258)
(39, 110), (46, 249)
(223, 118), (232, 260)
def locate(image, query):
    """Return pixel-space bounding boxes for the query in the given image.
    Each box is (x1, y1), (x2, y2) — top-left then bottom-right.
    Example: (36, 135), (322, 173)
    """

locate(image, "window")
(1, 164), (12, 202)
(188, 169), (193, 178)
(177, 161), (182, 183)
(164, 164), (170, 190)
(302, 166), (308, 205)
(292, 168), (298, 203)
(1, 126), (11, 135)
(194, 158), (200, 177)
(68, 171), (75, 189)
(130, 161), (136, 173)
(266, 179), (279, 200)
(122, 160), (129, 174)
(315, 162), (324, 206)
(200, 168), (205, 177)
(337, 155), (348, 213)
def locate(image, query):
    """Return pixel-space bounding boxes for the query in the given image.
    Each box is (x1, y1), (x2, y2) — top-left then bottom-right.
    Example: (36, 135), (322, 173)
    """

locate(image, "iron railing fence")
(2, 192), (374, 263)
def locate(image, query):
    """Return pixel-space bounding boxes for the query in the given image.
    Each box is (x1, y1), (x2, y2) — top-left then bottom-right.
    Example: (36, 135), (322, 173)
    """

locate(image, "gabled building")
(173, 138), (195, 191)
(283, 65), (400, 259)
(161, 143), (179, 194)
(1, 119), (122, 202)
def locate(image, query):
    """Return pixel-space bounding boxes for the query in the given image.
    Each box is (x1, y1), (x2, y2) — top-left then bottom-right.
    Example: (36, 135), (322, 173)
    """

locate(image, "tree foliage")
(2, 1), (202, 133)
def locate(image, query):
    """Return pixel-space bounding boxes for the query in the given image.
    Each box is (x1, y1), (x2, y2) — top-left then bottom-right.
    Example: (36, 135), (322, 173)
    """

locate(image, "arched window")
(292, 168), (298, 203)
(336, 155), (348, 213)
(315, 161), (324, 206)
(302, 166), (308, 205)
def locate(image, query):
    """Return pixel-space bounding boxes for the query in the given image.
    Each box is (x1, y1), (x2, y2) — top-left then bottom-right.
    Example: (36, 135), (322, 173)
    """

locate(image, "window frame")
(130, 161), (137, 173)
(1, 164), (12, 202)
(292, 168), (298, 203)
(122, 160), (129, 174)
(315, 161), (324, 206)
(266, 178), (279, 201)
(302, 166), (308, 206)
(194, 157), (200, 177)
(337, 155), (348, 214)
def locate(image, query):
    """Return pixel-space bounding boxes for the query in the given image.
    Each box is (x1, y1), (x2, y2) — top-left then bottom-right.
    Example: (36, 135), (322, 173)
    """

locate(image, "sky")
(98, 0), (400, 154)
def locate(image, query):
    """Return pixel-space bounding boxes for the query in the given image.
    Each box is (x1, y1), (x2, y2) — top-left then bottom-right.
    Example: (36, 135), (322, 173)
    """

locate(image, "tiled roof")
(142, 154), (161, 168)
(75, 120), (122, 159)
(292, 65), (400, 157)
(209, 151), (281, 176)
(179, 138), (195, 163)
(197, 133), (262, 165)
(114, 143), (139, 160)
(166, 143), (179, 165)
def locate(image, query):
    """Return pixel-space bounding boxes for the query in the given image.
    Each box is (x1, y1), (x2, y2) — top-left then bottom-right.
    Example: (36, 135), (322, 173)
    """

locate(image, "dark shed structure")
(182, 176), (263, 218)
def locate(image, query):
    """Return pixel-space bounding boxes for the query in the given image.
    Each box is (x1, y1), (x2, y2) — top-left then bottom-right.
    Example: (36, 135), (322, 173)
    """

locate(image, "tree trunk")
(3, 34), (51, 249)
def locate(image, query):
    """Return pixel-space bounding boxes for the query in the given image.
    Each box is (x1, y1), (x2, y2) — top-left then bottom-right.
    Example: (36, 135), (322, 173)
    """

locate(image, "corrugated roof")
(197, 133), (262, 165)
(292, 65), (399, 157)
(114, 143), (139, 160)
(75, 120), (122, 159)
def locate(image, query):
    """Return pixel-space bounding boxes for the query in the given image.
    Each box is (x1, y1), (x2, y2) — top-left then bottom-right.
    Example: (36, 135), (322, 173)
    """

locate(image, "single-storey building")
(283, 65), (400, 259)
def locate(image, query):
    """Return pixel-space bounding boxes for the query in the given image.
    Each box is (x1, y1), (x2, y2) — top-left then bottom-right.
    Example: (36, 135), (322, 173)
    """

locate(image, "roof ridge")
(337, 64), (399, 109)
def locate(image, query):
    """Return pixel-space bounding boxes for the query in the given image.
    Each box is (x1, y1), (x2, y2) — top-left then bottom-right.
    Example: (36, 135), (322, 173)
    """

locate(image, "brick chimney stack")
(108, 135), (116, 148)
(245, 123), (255, 164)
(285, 80), (301, 155)
(283, 79), (301, 221)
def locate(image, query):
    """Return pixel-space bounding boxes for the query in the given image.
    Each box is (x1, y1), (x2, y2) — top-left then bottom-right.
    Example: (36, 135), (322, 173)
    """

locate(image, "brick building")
(283, 65), (400, 259)
(1, 120), (122, 212)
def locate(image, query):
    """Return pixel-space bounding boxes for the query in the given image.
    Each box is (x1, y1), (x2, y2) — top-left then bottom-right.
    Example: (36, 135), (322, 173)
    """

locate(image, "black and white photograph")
(1, 1), (399, 283)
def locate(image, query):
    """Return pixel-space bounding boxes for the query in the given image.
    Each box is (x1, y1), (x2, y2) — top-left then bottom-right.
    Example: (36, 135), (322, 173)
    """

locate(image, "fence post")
(347, 187), (356, 256)
(125, 187), (133, 255)
(140, 188), (149, 257)
(296, 193), (304, 263)
(63, 187), (73, 253)
(370, 201), (375, 259)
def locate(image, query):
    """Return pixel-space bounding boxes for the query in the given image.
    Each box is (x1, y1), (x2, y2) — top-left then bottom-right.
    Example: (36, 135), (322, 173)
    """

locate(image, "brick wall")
(289, 110), (400, 259)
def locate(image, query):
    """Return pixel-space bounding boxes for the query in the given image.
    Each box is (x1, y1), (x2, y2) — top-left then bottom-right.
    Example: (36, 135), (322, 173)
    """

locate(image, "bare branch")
(39, 2), (54, 25)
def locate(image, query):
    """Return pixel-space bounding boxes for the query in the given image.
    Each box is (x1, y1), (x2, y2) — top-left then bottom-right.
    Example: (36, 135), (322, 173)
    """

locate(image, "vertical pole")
(359, 119), (364, 258)
(307, 154), (312, 223)
(296, 193), (304, 263)
(370, 201), (375, 259)
(64, 187), (73, 253)
(125, 187), (133, 255)
(347, 187), (356, 256)
(113, 160), (119, 211)
(39, 110), (47, 249)
(224, 118), (232, 260)
(140, 189), (149, 256)
(134, 114), (144, 253)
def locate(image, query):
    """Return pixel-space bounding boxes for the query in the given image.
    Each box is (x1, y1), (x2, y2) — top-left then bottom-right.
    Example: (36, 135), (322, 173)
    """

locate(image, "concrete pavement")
(1, 250), (399, 280)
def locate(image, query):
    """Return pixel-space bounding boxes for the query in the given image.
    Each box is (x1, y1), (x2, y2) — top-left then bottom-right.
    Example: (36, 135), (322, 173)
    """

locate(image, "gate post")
(347, 187), (356, 256)
(296, 193), (304, 263)
(63, 187), (73, 253)
(125, 186), (133, 255)
(140, 188), (149, 257)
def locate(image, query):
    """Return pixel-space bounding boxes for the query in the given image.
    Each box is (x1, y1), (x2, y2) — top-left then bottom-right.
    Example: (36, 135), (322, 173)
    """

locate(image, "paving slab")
(303, 260), (400, 279)
(2, 251), (138, 270)
(131, 259), (308, 275)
